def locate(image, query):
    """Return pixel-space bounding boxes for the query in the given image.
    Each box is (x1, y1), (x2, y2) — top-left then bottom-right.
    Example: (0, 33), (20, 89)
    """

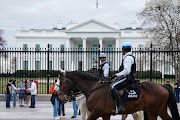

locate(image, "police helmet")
(122, 42), (132, 52)
(100, 53), (106, 58)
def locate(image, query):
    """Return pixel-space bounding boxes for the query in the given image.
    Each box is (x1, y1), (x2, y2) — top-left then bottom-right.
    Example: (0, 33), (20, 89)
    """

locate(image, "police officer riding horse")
(111, 42), (136, 112)
(98, 53), (110, 77)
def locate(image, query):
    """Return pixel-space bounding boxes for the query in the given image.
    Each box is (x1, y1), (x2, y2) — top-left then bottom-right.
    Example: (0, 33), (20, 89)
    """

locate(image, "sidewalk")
(0, 101), (179, 120)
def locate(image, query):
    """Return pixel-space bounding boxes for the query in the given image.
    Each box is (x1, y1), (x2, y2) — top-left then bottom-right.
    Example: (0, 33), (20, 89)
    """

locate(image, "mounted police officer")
(111, 42), (136, 112)
(98, 53), (110, 77)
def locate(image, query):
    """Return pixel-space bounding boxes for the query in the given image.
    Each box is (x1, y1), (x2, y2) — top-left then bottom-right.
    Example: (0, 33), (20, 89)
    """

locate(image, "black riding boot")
(111, 88), (126, 112)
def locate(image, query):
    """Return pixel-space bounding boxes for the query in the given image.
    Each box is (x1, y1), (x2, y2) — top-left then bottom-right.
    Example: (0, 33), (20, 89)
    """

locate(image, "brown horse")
(58, 70), (180, 120)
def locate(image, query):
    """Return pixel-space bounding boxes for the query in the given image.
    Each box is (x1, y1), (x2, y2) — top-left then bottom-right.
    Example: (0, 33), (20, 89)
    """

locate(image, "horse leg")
(132, 112), (138, 120)
(87, 110), (100, 120)
(102, 115), (110, 120)
(159, 105), (172, 120)
(136, 111), (143, 120)
(121, 114), (128, 120)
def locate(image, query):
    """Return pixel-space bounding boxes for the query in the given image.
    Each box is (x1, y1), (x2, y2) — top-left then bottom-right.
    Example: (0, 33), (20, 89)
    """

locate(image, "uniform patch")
(104, 64), (109, 68)
(124, 58), (129, 63)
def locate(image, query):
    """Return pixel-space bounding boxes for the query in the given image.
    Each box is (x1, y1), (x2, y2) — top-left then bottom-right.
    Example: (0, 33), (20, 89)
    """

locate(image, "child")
(18, 80), (25, 107)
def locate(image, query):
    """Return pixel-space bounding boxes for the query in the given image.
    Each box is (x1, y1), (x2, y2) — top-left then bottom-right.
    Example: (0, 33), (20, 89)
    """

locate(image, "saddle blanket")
(120, 81), (141, 102)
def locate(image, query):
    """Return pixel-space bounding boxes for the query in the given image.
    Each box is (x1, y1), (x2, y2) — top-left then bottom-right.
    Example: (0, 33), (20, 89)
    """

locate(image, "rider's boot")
(111, 88), (126, 112)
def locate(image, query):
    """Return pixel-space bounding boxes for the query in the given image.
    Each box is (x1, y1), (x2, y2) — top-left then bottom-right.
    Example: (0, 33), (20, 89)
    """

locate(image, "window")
(23, 61), (28, 70)
(23, 44), (28, 51)
(49, 61), (52, 70)
(78, 45), (82, 51)
(139, 45), (143, 49)
(107, 45), (112, 51)
(49, 44), (52, 51)
(165, 63), (169, 73)
(93, 45), (98, 51)
(61, 61), (64, 70)
(60, 45), (65, 51)
(36, 44), (40, 51)
(35, 61), (40, 70)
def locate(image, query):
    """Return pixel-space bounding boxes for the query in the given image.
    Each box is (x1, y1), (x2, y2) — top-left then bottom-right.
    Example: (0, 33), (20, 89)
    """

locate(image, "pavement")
(0, 100), (179, 120)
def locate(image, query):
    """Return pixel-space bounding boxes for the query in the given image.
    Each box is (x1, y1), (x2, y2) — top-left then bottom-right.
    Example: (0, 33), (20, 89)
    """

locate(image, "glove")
(111, 75), (117, 80)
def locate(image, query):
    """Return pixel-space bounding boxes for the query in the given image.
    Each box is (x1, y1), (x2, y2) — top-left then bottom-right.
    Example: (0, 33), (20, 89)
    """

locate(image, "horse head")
(57, 69), (75, 102)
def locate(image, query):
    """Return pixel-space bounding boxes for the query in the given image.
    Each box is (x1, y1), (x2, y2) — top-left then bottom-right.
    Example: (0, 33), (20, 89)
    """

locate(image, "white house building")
(15, 19), (149, 72)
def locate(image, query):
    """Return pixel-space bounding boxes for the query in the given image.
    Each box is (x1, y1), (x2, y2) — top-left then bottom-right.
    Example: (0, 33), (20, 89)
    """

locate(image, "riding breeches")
(111, 77), (132, 90)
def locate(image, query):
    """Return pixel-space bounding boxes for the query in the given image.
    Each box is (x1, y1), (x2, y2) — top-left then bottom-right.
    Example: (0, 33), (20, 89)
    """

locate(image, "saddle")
(112, 80), (141, 102)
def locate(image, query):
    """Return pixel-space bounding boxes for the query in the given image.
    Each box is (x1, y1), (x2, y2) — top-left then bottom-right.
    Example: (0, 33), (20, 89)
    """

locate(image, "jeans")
(73, 101), (77, 117)
(13, 93), (17, 106)
(31, 95), (35, 107)
(59, 101), (65, 116)
(175, 89), (180, 103)
(6, 94), (11, 108)
(53, 98), (59, 117)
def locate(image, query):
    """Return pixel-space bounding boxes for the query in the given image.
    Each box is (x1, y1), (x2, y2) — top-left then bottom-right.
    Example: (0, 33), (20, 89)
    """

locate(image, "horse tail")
(163, 84), (180, 120)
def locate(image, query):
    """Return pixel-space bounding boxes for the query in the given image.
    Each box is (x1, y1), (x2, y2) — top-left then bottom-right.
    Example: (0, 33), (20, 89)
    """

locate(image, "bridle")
(58, 74), (111, 101)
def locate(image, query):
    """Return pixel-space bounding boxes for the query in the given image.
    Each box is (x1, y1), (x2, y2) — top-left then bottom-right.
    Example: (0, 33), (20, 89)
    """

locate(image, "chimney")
(57, 22), (62, 29)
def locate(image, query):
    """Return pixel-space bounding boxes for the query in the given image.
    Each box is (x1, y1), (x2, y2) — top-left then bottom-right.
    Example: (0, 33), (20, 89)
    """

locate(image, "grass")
(0, 77), (176, 94)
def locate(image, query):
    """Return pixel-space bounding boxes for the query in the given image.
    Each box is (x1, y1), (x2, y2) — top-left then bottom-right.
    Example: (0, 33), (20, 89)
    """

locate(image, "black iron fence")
(0, 44), (179, 94)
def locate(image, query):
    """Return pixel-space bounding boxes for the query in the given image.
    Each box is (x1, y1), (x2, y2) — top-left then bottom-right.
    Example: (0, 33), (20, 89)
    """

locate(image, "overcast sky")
(0, 0), (148, 47)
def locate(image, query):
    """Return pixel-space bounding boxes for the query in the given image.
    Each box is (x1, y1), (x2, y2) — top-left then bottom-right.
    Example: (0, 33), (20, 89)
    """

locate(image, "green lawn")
(0, 77), (176, 94)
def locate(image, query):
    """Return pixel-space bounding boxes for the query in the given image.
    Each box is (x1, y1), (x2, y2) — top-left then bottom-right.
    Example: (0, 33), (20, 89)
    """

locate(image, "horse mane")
(66, 71), (109, 81)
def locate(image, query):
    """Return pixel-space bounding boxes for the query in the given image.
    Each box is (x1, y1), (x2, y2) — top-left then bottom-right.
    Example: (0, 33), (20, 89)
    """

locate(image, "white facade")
(15, 19), (149, 71)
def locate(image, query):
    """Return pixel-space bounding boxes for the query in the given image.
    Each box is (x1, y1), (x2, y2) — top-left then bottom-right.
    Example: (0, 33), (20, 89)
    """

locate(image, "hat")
(100, 53), (106, 58)
(122, 42), (132, 49)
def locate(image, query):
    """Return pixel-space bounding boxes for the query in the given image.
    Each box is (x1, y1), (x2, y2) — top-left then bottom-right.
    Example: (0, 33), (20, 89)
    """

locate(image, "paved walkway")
(0, 101), (179, 120)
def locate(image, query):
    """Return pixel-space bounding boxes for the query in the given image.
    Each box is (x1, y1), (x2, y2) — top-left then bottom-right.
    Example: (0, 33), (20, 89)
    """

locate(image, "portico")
(65, 20), (121, 71)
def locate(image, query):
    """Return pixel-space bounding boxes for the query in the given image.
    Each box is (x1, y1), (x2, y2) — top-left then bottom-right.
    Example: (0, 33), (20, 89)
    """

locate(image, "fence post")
(98, 44), (100, 70)
(150, 43), (152, 81)
(47, 44), (50, 94)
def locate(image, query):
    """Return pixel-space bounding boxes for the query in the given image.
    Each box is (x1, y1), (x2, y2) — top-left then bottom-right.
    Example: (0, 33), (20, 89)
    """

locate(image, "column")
(98, 37), (103, 51)
(82, 37), (87, 71)
(65, 37), (70, 70)
(115, 37), (120, 70)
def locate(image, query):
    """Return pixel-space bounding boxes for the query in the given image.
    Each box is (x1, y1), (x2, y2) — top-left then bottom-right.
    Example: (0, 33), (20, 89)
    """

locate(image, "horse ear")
(57, 70), (65, 76)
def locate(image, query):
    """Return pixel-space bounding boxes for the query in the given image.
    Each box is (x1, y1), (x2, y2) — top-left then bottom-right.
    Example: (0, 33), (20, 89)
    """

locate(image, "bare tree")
(0, 29), (6, 48)
(138, 0), (180, 80)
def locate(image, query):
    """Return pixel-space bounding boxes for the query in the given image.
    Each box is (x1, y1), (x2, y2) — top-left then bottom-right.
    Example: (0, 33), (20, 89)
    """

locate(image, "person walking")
(49, 80), (60, 119)
(28, 80), (37, 108)
(6, 80), (13, 108)
(12, 80), (19, 108)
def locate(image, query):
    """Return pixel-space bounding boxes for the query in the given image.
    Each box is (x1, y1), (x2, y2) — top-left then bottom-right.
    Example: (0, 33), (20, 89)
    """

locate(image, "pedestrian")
(18, 80), (25, 107)
(71, 94), (77, 119)
(12, 80), (19, 108)
(49, 80), (60, 119)
(34, 78), (38, 89)
(172, 80), (180, 103)
(165, 80), (172, 89)
(26, 80), (31, 106)
(6, 80), (13, 108)
(28, 79), (37, 108)
(58, 99), (65, 118)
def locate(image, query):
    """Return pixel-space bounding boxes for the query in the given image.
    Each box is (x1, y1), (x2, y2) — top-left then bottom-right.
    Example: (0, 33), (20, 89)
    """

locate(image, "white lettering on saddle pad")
(128, 90), (137, 98)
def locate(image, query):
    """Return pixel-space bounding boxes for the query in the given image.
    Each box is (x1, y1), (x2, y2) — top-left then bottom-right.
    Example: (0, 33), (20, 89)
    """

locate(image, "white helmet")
(100, 53), (106, 58)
